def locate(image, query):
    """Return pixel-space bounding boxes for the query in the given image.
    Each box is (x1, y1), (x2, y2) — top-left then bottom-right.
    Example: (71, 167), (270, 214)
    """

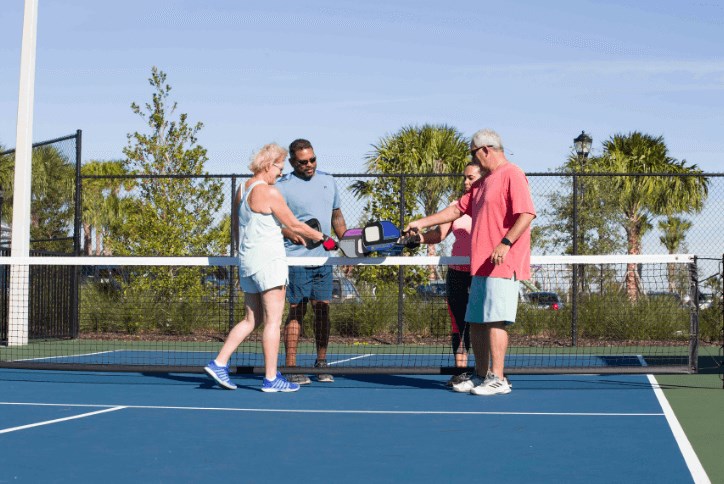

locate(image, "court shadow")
(142, 371), (266, 391)
(339, 374), (446, 389)
(142, 372), (225, 390)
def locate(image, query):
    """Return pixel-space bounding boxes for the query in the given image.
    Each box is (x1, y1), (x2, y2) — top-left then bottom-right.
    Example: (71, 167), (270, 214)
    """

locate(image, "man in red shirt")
(405, 129), (536, 395)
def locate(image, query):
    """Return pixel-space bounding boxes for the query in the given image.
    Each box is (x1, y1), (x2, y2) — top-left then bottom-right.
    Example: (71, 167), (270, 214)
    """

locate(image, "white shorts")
(464, 276), (520, 325)
(239, 259), (288, 293)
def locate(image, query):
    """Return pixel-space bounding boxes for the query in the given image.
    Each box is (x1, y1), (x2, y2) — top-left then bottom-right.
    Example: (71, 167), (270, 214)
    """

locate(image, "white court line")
(0, 406), (126, 434)
(0, 402), (662, 417)
(647, 375), (710, 484)
(14, 350), (118, 362)
(328, 354), (374, 365)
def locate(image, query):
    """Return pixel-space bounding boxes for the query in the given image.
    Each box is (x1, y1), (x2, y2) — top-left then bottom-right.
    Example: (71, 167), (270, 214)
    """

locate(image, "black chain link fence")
(1, 141), (722, 373)
(0, 132), (81, 343)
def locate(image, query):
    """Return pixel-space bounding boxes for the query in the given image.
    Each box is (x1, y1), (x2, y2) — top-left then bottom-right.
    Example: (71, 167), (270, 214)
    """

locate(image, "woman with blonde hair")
(205, 143), (337, 392)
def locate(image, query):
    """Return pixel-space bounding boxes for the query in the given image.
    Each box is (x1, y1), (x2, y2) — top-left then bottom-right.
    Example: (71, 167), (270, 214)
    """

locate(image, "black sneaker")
(286, 374), (311, 385)
(314, 359), (334, 383)
(446, 372), (471, 387)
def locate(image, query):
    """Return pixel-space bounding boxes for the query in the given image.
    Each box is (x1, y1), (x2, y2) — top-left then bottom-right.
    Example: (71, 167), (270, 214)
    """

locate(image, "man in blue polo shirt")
(276, 139), (347, 384)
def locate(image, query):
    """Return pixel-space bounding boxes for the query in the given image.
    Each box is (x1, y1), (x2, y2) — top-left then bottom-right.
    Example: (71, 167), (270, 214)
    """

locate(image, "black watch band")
(501, 237), (512, 247)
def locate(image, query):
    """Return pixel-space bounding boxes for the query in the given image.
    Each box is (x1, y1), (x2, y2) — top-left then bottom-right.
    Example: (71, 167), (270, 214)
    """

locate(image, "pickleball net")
(0, 254), (707, 374)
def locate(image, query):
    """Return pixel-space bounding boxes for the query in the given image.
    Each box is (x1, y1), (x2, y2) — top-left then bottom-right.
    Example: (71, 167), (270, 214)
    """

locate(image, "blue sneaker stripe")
(261, 375), (299, 393)
(204, 360), (237, 390)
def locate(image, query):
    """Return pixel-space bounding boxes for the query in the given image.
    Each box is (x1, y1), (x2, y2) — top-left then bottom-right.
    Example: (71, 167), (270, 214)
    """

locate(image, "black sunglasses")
(470, 145), (495, 156)
(293, 156), (317, 166)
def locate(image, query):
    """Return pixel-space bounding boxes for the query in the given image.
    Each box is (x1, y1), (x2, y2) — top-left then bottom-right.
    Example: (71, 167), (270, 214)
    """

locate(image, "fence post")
(71, 129), (82, 338)
(74, 129), (82, 256)
(688, 257), (699, 373)
(397, 175), (406, 344)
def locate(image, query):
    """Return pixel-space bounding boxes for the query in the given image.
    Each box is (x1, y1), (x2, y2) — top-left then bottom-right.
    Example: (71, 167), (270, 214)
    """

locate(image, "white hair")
(471, 129), (504, 152)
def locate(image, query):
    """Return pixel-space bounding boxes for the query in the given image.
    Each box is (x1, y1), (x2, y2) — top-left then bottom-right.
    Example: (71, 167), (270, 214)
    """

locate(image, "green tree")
(114, 66), (226, 257)
(534, 154), (625, 257)
(0, 145), (11, 228)
(81, 160), (134, 255)
(590, 132), (708, 299)
(0, 145), (76, 252)
(351, 124), (469, 285)
(30, 146), (76, 252)
(110, 67), (227, 329)
(658, 215), (692, 293)
(533, 153), (627, 297)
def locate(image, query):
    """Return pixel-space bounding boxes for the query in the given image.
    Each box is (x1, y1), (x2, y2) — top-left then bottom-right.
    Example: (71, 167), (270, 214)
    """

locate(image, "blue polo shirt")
(276, 170), (341, 257)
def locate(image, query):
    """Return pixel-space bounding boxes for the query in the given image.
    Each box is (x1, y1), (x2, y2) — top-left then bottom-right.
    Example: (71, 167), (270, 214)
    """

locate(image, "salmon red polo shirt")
(456, 162), (536, 280)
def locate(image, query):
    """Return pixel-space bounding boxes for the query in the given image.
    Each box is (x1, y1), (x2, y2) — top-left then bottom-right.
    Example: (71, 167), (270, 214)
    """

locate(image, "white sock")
(214, 359), (225, 368)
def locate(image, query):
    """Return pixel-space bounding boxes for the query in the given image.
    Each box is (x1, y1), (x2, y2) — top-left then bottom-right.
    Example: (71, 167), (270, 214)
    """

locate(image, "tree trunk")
(95, 228), (102, 256)
(625, 219), (642, 301)
(667, 263), (676, 294)
(83, 222), (92, 256)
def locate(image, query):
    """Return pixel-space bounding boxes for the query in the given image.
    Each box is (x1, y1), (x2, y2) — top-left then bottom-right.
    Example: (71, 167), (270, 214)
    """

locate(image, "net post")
(688, 257), (699, 373)
(720, 253), (723, 390)
(8, 0), (39, 346)
(571, 261), (579, 347)
(8, 265), (29, 346)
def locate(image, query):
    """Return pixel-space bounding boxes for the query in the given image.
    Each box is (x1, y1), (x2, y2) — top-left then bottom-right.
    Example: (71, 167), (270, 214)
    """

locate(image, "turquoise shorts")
(464, 276), (520, 325)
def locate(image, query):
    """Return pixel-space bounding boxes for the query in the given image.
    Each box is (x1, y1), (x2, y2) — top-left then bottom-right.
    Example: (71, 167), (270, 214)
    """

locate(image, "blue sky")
(1, 0), (723, 176)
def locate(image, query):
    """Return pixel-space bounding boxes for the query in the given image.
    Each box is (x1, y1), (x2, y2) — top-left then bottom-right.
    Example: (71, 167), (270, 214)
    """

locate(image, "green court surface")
(658, 371), (724, 481)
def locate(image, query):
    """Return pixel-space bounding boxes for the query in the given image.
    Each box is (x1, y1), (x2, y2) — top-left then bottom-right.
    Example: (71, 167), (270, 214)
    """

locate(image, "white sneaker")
(452, 374), (483, 393)
(470, 374), (512, 396)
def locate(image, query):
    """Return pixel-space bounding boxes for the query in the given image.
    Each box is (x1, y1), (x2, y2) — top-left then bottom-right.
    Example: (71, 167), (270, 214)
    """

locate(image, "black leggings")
(446, 268), (471, 354)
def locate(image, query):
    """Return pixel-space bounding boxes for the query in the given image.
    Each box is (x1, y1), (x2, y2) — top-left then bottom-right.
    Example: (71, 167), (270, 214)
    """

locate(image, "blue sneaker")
(204, 360), (237, 390)
(262, 372), (300, 393)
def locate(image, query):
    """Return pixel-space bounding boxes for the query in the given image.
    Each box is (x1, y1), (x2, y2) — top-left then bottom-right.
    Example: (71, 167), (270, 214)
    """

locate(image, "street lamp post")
(571, 131), (592, 347)
(574, 130), (593, 161)
(572, 131), (592, 256)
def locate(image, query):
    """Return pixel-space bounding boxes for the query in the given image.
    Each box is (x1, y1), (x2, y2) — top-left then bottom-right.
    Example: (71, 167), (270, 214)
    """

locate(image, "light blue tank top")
(237, 180), (286, 276)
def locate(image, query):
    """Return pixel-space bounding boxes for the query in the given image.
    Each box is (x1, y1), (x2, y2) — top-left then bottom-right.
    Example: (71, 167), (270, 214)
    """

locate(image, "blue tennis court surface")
(22, 350), (649, 368)
(0, 369), (707, 483)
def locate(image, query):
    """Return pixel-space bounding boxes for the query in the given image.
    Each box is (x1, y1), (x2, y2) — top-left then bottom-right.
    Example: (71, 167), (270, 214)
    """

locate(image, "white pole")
(8, 0), (39, 346)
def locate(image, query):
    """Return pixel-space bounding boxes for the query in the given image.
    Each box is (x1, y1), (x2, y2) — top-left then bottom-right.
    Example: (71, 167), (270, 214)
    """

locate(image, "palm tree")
(81, 160), (133, 255)
(352, 124), (470, 257)
(658, 215), (692, 293)
(590, 132), (708, 299)
(0, 144), (12, 224)
(30, 146), (76, 251)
